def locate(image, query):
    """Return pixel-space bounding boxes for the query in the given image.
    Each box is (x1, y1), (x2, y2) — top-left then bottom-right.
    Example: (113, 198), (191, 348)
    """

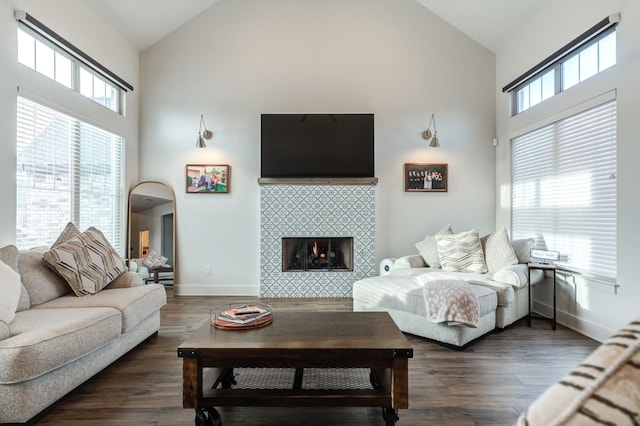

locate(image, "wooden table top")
(148, 265), (173, 272)
(178, 311), (413, 355)
(527, 262), (557, 270)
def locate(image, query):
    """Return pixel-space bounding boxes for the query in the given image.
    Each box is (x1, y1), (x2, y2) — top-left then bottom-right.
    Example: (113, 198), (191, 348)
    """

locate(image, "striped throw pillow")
(435, 229), (488, 274)
(43, 227), (127, 296)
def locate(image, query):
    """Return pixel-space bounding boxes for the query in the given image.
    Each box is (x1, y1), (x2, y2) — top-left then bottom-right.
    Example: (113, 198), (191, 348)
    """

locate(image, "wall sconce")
(422, 113), (440, 147)
(196, 114), (213, 148)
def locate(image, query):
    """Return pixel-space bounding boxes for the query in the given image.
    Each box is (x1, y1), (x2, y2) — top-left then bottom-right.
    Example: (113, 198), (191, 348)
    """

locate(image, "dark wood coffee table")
(177, 311), (413, 426)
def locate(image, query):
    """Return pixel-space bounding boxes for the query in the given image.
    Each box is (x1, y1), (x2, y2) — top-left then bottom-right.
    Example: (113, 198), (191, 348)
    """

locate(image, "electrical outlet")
(204, 266), (212, 275)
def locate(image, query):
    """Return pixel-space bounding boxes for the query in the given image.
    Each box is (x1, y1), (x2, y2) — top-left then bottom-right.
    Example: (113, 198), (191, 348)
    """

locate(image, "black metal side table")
(527, 263), (557, 330)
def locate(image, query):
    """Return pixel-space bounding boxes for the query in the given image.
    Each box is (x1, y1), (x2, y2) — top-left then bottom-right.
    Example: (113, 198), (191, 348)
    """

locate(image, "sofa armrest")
(105, 271), (144, 289)
(393, 255), (427, 269)
(129, 259), (150, 280)
(517, 317), (640, 425)
(492, 263), (544, 289)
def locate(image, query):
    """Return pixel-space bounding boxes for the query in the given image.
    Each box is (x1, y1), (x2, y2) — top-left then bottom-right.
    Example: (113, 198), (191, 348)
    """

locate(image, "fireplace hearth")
(282, 237), (353, 272)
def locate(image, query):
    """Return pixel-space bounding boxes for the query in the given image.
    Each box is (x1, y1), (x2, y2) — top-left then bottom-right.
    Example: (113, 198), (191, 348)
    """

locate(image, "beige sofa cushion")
(43, 227), (127, 296)
(0, 245), (30, 312)
(0, 307), (121, 384)
(18, 247), (71, 306)
(105, 271), (144, 289)
(35, 284), (167, 333)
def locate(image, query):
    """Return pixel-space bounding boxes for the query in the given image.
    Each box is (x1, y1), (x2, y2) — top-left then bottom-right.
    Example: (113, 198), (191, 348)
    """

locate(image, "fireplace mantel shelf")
(258, 177), (378, 186)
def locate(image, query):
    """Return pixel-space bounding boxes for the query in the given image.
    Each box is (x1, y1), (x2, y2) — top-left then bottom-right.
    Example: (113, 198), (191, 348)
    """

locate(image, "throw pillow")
(143, 250), (168, 268)
(482, 226), (519, 273)
(43, 227), (127, 296)
(0, 259), (22, 325)
(42, 222), (80, 271)
(50, 222), (81, 248)
(435, 228), (488, 274)
(0, 244), (30, 311)
(415, 224), (454, 268)
(512, 238), (535, 263)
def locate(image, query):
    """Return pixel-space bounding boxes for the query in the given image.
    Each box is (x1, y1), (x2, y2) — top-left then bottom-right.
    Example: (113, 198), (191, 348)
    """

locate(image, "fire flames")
(312, 241), (326, 258)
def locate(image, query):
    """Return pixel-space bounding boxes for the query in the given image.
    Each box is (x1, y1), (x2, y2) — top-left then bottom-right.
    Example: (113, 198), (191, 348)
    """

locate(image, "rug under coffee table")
(177, 311), (413, 425)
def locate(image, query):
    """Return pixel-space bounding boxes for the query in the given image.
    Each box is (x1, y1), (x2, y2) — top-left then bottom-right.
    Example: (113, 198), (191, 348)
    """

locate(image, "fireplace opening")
(282, 237), (353, 272)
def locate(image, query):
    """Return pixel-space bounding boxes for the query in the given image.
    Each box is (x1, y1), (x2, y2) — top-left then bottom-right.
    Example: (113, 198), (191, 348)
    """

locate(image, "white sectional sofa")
(0, 241), (167, 424)
(353, 226), (544, 348)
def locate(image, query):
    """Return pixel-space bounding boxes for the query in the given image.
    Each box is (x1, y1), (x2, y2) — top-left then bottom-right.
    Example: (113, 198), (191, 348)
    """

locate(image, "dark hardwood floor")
(35, 291), (599, 425)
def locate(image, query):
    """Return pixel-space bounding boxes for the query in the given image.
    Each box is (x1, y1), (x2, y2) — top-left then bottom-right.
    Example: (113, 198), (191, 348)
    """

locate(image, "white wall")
(139, 0), (497, 295)
(0, 0), (140, 248)
(495, 0), (640, 341)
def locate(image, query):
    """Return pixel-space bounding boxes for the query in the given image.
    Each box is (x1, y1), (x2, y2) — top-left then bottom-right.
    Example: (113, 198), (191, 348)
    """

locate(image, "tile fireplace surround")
(259, 178), (377, 297)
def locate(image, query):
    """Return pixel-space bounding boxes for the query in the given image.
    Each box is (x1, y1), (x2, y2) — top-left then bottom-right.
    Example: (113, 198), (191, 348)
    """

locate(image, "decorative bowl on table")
(210, 302), (273, 329)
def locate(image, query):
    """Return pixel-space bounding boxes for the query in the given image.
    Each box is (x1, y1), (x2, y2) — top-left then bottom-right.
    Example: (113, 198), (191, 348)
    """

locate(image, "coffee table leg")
(369, 369), (380, 389)
(220, 368), (235, 389)
(195, 407), (221, 426)
(383, 407), (398, 425)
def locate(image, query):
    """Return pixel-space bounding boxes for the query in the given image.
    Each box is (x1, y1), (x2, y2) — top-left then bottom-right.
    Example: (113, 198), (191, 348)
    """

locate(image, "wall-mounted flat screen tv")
(260, 113), (374, 178)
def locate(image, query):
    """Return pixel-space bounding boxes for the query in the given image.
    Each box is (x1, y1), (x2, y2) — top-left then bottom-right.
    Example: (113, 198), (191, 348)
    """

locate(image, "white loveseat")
(353, 226), (544, 348)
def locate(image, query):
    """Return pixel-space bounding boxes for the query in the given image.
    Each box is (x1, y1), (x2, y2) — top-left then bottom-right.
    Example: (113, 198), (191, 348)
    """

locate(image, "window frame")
(15, 11), (132, 115)
(16, 96), (125, 253)
(510, 97), (617, 283)
(504, 15), (619, 116)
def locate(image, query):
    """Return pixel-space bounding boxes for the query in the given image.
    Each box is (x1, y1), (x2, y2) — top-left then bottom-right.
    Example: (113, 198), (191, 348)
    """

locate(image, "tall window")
(16, 97), (124, 253)
(511, 100), (617, 281)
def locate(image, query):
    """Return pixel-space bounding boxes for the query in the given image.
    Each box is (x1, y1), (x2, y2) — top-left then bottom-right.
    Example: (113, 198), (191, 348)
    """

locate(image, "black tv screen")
(261, 114), (374, 178)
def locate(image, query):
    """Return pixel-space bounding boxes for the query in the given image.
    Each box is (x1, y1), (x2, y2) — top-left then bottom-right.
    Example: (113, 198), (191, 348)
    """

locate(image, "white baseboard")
(175, 284), (260, 297)
(532, 301), (615, 343)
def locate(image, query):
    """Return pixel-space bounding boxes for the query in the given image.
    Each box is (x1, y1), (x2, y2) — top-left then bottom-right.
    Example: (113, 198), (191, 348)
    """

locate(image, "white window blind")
(16, 96), (124, 253)
(511, 99), (617, 280)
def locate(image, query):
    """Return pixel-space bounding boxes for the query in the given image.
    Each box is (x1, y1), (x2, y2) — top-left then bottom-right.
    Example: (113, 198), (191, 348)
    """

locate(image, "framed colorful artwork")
(186, 164), (230, 193)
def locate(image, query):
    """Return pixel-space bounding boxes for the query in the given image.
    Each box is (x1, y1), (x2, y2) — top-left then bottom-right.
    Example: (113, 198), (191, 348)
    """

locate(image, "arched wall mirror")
(128, 181), (176, 294)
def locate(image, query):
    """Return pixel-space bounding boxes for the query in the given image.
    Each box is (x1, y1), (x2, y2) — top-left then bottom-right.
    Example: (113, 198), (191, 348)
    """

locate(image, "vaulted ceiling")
(82, 0), (550, 53)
